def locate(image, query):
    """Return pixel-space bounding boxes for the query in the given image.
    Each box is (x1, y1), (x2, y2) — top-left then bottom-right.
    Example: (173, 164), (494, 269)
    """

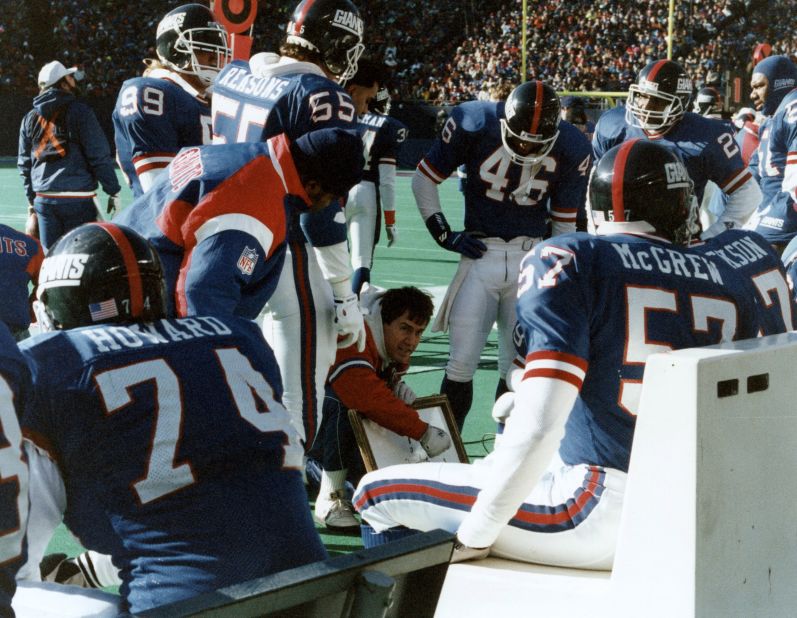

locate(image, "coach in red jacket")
(309, 285), (451, 531)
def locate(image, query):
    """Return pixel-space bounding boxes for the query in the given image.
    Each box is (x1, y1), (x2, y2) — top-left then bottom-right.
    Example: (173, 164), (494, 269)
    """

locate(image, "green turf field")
(0, 164), (500, 566)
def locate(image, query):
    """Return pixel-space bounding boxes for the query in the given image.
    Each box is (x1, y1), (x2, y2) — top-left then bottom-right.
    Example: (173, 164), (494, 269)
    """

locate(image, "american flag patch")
(237, 246), (259, 275)
(88, 299), (119, 322)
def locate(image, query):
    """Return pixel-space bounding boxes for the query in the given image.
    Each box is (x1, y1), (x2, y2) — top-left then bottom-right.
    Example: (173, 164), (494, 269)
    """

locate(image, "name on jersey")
(332, 10), (364, 36)
(360, 113), (387, 128)
(612, 243), (723, 284)
(701, 235), (771, 269)
(80, 316), (233, 353)
(0, 236), (30, 257)
(216, 67), (288, 101)
(38, 253), (88, 289)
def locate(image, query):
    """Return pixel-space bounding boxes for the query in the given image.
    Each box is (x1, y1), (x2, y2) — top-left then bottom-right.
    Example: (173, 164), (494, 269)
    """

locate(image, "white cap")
(37, 61), (78, 89)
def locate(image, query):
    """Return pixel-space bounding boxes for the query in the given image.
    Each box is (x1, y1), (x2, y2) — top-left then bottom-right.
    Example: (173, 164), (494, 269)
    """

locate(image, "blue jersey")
(593, 107), (752, 203)
(115, 135), (309, 319)
(358, 112), (408, 185)
(515, 228), (790, 472)
(212, 58), (352, 246)
(0, 323), (30, 613)
(0, 224), (43, 335)
(752, 89), (797, 244)
(113, 70), (212, 197)
(417, 100), (592, 239)
(19, 316), (323, 613)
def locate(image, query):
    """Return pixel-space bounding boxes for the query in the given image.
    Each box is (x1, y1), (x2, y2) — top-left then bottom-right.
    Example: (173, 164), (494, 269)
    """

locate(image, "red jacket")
(327, 322), (427, 440)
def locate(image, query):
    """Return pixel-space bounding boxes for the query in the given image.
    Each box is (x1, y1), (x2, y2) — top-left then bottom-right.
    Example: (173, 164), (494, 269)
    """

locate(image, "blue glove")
(443, 231), (487, 259)
(425, 212), (487, 259)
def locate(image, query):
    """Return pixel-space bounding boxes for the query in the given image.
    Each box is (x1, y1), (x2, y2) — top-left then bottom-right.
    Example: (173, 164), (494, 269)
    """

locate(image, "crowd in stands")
(1, 0), (797, 104)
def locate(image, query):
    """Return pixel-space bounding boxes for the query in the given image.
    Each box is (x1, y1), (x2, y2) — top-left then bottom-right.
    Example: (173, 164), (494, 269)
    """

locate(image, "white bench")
(437, 332), (797, 617)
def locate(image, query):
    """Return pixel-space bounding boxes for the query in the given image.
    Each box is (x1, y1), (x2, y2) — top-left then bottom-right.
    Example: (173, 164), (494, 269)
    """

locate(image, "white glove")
(419, 424), (451, 457)
(334, 293), (366, 352)
(386, 224), (398, 247)
(450, 537), (490, 563)
(106, 194), (120, 215)
(491, 392), (514, 424)
(394, 380), (417, 404)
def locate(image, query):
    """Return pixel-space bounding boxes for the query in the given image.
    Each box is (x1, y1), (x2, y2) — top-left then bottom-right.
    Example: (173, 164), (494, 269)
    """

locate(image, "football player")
(114, 128), (364, 321)
(0, 322), (31, 613)
(211, 0), (367, 449)
(593, 59), (761, 239)
(19, 223), (326, 614)
(113, 4), (231, 197)
(693, 86), (725, 119)
(347, 84), (410, 295)
(414, 80), (592, 429)
(354, 140), (793, 568)
(744, 55), (797, 251)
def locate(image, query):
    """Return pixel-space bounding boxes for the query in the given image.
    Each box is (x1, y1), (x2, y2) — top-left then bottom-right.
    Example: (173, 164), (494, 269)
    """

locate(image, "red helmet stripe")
(645, 59), (668, 82)
(611, 139), (639, 222)
(93, 222), (144, 318)
(529, 81), (543, 134)
(292, 0), (316, 35)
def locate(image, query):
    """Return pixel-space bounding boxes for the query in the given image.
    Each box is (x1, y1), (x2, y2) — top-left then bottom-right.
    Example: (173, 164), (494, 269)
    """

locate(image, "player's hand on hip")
(334, 293), (367, 352)
(386, 224), (398, 247)
(450, 537), (490, 563)
(444, 231), (487, 259)
(394, 380), (416, 404)
(419, 424), (451, 457)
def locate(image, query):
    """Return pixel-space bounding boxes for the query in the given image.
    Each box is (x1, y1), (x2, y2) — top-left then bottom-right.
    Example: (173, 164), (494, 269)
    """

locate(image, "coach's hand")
(419, 424), (451, 457)
(334, 293), (367, 352)
(386, 223), (398, 247)
(106, 194), (120, 216)
(25, 207), (39, 239)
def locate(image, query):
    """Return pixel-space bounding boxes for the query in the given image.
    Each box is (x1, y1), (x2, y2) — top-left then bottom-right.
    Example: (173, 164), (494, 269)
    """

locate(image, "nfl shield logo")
(237, 246), (259, 275)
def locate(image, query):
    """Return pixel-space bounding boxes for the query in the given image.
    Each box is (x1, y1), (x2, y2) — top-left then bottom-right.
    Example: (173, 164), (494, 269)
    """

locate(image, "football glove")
(394, 380), (417, 404)
(425, 212), (486, 259)
(106, 194), (120, 215)
(419, 424), (451, 457)
(386, 223), (398, 247)
(334, 293), (367, 352)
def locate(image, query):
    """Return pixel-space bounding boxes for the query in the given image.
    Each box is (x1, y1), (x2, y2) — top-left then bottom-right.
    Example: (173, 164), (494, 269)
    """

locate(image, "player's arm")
(456, 243), (589, 551)
(380, 123), (408, 247)
(414, 108), (486, 259)
(591, 108), (622, 160)
(74, 104), (121, 198)
(550, 131), (591, 236)
(703, 126), (761, 238)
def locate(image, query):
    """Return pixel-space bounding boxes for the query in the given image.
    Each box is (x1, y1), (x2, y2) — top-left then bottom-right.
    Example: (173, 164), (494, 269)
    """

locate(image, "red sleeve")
(328, 330), (428, 440)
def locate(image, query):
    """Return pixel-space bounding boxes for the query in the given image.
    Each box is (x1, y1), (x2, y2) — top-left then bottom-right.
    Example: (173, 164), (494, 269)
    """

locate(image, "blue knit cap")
(290, 128), (364, 197)
(753, 55), (797, 116)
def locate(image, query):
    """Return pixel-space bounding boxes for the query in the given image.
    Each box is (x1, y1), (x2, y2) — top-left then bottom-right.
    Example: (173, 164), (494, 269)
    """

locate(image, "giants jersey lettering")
(417, 101), (591, 239)
(0, 224), (43, 333)
(113, 73), (212, 197)
(593, 107), (751, 202)
(515, 231), (789, 472)
(20, 317), (301, 600)
(358, 112), (408, 185)
(0, 323), (30, 611)
(114, 136), (305, 319)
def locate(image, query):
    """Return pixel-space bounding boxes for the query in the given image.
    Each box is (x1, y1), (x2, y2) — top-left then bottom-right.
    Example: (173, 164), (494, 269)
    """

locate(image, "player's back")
(213, 59), (355, 144)
(113, 73), (211, 196)
(0, 223), (42, 334)
(518, 231), (771, 471)
(19, 315), (313, 611)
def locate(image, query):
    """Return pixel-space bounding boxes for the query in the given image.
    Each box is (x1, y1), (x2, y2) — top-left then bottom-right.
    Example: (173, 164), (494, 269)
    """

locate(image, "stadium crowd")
(2, 0), (797, 102)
